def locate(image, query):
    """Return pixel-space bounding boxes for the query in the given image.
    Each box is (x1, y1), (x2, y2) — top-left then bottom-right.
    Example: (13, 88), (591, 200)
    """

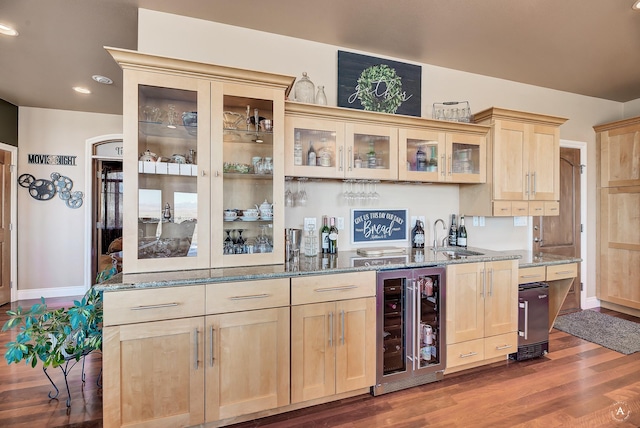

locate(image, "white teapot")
(139, 149), (157, 162)
(256, 199), (273, 219)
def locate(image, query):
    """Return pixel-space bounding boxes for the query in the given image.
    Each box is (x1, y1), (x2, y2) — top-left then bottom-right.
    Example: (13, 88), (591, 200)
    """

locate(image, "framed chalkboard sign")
(338, 51), (422, 117)
(351, 209), (409, 245)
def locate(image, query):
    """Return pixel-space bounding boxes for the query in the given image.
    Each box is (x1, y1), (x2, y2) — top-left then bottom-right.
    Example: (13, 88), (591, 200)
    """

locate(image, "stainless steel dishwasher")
(510, 282), (549, 361)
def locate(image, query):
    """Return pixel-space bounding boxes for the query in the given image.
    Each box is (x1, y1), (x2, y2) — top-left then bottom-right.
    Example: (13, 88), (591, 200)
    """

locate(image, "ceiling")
(1, 0), (640, 115)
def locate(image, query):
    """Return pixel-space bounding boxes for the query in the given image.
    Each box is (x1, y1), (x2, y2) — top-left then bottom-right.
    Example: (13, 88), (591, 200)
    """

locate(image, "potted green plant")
(2, 287), (102, 369)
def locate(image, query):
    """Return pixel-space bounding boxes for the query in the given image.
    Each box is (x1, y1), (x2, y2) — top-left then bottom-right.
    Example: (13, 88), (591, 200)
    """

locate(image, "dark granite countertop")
(96, 246), (580, 292)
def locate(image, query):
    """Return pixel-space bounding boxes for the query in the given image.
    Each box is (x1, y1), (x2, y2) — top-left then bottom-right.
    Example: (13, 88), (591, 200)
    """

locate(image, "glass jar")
(315, 85), (327, 105)
(294, 72), (315, 103)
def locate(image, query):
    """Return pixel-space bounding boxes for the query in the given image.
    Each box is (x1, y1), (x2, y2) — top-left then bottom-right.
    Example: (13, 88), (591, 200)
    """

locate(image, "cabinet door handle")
(329, 311), (334, 347)
(131, 303), (178, 311)
(495, 344), (513, 350)
(441, 155), (446, 177)
(340, 310), (345, 345)
(520, 274), (542, 279)
(554, 270), (574, 275)
(215, 170), (220, 177)
(194, 328), (199, 369)
(229, 293), (270, 300)
(522, 300), (529, 340)
(339, 146), (344, 171)
(488, 268), (493, 297)
(532, 172), (537, 196)
(348, 146), (352, 171)
(525, 173), (530, 196)
(314, 285), (357, 293)
(448, 154), (452, 176)
(459, 351), (478, 358)
(480, 269), (485, 297)
(201, 170), (206, 177)
(209, 326), (214, 367)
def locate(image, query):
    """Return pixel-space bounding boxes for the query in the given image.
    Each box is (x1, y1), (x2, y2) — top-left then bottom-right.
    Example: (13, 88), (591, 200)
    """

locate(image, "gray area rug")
(553, 310), (640, 355)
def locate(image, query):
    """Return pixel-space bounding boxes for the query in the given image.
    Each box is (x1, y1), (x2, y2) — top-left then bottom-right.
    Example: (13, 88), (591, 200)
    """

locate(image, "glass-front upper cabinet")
(123, 70), (211, 274)
(399, 128), (485, 183)
(398, 128), (445, 181)
(216, 83), (285, 268)
(114, 48), (292, 273)
(346, 123), (398, 180)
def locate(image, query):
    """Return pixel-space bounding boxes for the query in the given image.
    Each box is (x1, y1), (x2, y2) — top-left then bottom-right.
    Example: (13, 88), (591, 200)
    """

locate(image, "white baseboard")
(582, 296), (600, 310)
(17, 285), (88, 301)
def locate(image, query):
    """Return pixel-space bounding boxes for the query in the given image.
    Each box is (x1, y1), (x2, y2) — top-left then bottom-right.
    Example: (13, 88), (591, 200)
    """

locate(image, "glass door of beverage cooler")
(414, 268), (446, 374)
(380, 276), (408, 377)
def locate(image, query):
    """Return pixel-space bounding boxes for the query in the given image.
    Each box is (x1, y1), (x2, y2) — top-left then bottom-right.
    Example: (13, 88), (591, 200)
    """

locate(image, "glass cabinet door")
(123, 71), (211, 273)
(398, 128), (445, 182)
(284, 116), (346, 179)
(446, 132), (486, 183)
(346, 123), (398, 180)
(217, 83), (284, 267)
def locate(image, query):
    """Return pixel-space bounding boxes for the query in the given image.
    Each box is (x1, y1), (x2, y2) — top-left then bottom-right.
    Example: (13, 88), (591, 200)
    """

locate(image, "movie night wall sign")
(351, 209), (408, 244)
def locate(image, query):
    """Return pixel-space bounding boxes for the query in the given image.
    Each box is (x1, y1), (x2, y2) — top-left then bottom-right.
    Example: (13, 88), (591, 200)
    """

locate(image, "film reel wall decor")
(18, 172), (84, 208)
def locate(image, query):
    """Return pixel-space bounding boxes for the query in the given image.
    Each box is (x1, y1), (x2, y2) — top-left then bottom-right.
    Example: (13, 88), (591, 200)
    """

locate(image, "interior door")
(94, 160), (123, 280)
(0, 149), (11, 305)
(533, 147), (581, 313)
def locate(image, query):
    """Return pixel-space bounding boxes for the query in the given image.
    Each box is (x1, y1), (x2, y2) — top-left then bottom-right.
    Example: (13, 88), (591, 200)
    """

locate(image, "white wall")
(624, 98), (640, 118)
(18, 107), (121, 294)
(138, 9), (627, 301)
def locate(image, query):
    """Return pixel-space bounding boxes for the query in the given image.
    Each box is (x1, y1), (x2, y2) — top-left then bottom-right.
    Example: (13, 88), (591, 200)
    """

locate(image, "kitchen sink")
(430, 247), (485, 259)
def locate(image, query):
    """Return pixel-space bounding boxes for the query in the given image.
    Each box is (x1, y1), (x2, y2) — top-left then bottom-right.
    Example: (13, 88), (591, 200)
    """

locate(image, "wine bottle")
(307, 141), (316, 166)
(320, 215), (330, 253)
(328, 217), (338, 254)
(457, 215), (467, 248)
(448, 214), (457, 246)
(412, 219), (425, 248)
(294, 131), (303, 166)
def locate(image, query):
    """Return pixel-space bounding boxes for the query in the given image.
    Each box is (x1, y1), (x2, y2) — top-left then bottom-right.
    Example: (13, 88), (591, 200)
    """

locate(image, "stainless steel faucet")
(433, 218), (447, 249)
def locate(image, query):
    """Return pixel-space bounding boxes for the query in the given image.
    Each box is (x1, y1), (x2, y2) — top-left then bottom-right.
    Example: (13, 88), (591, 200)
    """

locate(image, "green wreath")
(356, 64), (404, 113)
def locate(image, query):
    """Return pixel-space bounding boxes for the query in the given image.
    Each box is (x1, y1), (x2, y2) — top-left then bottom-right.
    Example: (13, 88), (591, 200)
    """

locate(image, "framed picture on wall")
(338, 51), (421, 117)
(351, 208), (409, 245)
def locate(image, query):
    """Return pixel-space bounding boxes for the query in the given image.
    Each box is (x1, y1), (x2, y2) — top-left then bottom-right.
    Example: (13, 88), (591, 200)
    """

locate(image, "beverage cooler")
(373, 267), (446, 395)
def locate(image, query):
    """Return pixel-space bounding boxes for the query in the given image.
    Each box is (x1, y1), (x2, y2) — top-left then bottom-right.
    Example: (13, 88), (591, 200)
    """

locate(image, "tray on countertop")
(356, 247), (407, 257)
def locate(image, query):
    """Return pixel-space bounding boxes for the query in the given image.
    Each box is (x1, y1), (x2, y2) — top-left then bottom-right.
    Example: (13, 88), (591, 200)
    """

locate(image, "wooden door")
(335, 297), (376, 394)
(102, 318), (205, 428)
(206, 308), (290, 422)
(534, 147), (582, 313)
(483, 260), (518, 337)
(598, 120), (640, 187)
(0, 149), (10, 305)
(446, 263), (485, 344)
(291, 302), (336, 403)
(528, 124), (560, 201)
(493, 120), (527, 200)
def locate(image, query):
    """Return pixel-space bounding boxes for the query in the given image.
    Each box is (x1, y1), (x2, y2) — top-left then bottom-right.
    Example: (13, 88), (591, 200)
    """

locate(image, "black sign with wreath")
(338, 51), (421, 117)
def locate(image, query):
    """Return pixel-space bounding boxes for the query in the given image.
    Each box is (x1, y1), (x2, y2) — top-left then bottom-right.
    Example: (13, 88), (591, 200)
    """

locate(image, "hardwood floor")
(0, 300), (638, 427)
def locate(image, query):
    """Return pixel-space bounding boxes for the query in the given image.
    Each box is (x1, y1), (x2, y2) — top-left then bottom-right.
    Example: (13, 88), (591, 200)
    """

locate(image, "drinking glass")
(297, 178), (308, 206)
(285, 179), (294, 207)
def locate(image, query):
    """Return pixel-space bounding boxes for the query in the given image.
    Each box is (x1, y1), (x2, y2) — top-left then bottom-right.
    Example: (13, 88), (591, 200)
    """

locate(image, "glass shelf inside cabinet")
(222, 95), (274, 256)
(451, 143), (479, 174)
(354, 134), (391, 170)
(137, 85), (199, 260)
(406, 138), (439, 173)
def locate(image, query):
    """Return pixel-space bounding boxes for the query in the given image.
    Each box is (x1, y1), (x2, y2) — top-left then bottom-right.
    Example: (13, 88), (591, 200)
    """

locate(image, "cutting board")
(356, 247), (407, 257)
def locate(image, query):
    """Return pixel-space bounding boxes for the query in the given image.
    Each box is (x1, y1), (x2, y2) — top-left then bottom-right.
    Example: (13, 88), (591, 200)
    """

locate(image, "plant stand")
(42, 350), (102, 407)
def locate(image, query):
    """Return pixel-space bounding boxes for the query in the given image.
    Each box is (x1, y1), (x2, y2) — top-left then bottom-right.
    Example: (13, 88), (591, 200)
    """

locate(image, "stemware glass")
(371, 181), (380, 202)
(285, 178), (294, 207)
(235, 229), (245, 254)
(297, 178), (308, 206)
(224, 229), (233, 254)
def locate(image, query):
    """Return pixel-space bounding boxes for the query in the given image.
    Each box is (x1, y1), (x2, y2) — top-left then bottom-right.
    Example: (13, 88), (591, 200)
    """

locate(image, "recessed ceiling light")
(634, 0), (640, 10)
(0, 23), (18, 36)
(73, 87), (91, 94)
(92, 75), (113, 85)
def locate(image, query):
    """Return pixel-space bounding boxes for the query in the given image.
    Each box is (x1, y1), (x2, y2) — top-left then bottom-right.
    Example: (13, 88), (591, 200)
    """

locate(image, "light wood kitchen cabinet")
(290, 271), (376, 403)
(205, 279), (290, 423)
(285, 105), (398, 180)
(398, 128), (486, 183)
(460, 108), (567, 216)
(595, 116), (640, 188)
(595, 116), (640, 316)
(445, 260), (518, 370)
(103, 285), (206, 428)
(285, 101), (489, 183)
(108, 47), (293, 273)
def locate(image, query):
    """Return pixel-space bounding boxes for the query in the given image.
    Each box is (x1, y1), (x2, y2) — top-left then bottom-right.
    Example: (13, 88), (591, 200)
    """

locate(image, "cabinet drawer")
(493, 201), (512, 216)
(206, 278), (290, 314)
(291, 271), (376, 305)
(544, 201), (560, 216)
(511, 201), (529, 216)
(103, 285), (205, 326)
(518, 266), (546, 284)
(546, 263), (578, 280)
(528, 201), (545, 216)
(447, 339), (484, 368)
(484, 333), (517, 359)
